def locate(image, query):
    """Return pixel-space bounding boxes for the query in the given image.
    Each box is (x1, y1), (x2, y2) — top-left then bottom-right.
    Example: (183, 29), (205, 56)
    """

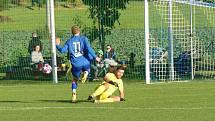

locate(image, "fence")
(0, 0), (214, 83)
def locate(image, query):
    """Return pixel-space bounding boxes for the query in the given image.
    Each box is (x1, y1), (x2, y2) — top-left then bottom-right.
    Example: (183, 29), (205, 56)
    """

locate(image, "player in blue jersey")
(56, 25), (100, 103)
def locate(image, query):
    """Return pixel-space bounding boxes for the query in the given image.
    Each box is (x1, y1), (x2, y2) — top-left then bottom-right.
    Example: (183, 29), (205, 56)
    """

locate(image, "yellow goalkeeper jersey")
(102, 72), (124, 92)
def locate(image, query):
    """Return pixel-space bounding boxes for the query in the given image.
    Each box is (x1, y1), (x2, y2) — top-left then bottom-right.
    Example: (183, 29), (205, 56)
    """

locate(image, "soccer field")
(1, 81), (215, 121)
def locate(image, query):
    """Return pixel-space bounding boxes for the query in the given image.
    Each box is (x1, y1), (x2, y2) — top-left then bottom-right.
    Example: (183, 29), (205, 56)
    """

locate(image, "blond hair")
(71, 25), (80, 35)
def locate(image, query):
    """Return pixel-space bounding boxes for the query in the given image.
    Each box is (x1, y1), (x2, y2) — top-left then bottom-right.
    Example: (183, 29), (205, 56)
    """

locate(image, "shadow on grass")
(36, 99), (90, 103)
(0, 100), (40, 103)
(0, 100), (21, 103)
(0, 99), (91, 104)
(26, 6), (34, 10)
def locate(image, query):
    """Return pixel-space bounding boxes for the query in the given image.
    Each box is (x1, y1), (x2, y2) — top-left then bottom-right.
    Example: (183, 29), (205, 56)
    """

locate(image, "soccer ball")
(43, 64), (52, 74)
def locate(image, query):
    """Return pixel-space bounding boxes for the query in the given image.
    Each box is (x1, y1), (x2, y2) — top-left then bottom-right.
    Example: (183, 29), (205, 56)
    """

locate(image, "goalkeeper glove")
(108, 81), (118, 87)
(120, 98), (125, 101)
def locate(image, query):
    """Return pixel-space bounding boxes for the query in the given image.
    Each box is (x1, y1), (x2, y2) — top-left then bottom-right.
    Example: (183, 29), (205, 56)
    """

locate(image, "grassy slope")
(0, 1), (214, 31)
(0, 6), (93, 31)
(0, 81), (215, 121)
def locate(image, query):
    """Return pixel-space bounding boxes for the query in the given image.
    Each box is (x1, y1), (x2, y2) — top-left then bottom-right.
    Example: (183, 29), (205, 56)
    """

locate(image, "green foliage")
(82, 26), (99, 43)
(72, 15), (99, 42)
(35, 27), (50, 39)
(0, 0), (10, 11)
(83, 0), (129, 50)
(1, 27), (213, 67)
(0, 31), (52, 66)
(104, 29), (145, 63)
(83, 0), (129, 28)
(202, 0), (215, 3)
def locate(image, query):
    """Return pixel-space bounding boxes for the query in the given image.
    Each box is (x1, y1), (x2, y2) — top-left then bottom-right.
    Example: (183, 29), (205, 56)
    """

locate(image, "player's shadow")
(36, 99), (89, 103)
(0, 100), (38, 103)
(0, 100), (21, 103)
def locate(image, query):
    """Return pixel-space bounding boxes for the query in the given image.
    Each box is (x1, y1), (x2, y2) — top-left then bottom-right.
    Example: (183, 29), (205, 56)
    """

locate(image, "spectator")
(31, 45), (44, 71)
(150, 46), (168, 80)
(28, 32), (42, 54)
(175, 51), (192, 77)
(150, 47), (168, 63)
(104, 44), (116, 60)
(129, 52), (136, 68)
(90, 50), (104, 81)
(178, 51), (191, 62)
(104, 44), (118, 67)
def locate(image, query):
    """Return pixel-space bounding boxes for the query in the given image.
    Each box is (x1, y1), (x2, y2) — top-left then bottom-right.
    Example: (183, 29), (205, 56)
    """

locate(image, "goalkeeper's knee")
(99, 93), (109, 100)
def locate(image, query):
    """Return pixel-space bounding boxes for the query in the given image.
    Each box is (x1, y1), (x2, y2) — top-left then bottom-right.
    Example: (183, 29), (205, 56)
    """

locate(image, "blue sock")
(71, 82), (77, 93)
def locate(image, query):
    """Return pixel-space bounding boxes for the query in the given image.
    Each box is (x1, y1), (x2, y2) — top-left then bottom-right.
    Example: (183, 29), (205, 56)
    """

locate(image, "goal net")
(146, 0), (215, 82)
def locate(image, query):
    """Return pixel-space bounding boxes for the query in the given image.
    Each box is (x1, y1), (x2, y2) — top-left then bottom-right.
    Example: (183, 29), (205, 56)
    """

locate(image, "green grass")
(1, 80), (215, 121)
(0, 6), (93, 31)
(0, 1), (214, 31)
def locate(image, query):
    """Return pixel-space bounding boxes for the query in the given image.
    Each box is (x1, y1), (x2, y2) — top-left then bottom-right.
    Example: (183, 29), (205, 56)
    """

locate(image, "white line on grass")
(1, 106), (215, 111)
(0, 83), (97, 88)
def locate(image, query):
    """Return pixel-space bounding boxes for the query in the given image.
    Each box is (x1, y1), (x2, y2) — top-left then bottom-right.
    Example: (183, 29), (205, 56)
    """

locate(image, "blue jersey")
(56, 35), (97, 67)
(151, 47), (163, 60)
(104, 50), (116, 60)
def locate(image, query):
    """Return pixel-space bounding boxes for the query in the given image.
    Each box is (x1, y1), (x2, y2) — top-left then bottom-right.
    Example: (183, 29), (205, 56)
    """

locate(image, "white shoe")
(81, 71), (88, 83)
(94, 100), (99, 103)
(72, 94), (77, 103)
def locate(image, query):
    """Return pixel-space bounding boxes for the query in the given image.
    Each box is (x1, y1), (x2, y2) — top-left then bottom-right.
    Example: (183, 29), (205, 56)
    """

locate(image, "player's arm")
(119, 90), (125, 101)
(83, 37), (100, 62)
(103, 73), (118, 87)
(56, 38), (69, 53)
(103, 73), (112, 83)
(118, 81), (125, 101)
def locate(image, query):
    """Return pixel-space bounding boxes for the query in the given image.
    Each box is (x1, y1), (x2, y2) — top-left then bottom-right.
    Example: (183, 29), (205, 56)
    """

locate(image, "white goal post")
(145, 0), (215, 83)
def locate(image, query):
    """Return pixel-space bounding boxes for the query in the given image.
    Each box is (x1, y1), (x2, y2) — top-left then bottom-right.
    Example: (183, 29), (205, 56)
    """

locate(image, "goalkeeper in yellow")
(87, 65), (126, 103)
